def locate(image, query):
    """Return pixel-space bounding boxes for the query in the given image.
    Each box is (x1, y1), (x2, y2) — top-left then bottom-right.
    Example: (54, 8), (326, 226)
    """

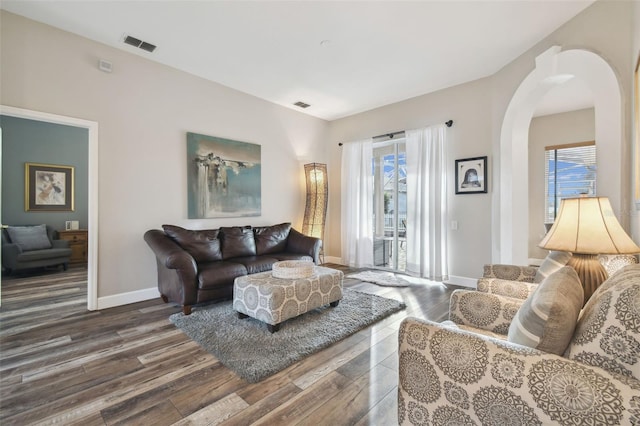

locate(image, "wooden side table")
(57, 229), (88, 265)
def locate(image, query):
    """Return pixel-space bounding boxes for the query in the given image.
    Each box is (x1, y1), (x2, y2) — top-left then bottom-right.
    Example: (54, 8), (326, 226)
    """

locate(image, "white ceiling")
(1, 0), (596, 121)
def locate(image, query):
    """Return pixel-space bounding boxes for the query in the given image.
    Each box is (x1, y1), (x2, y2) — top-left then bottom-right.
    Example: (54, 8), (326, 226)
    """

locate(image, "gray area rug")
(347, 270), (412, 287)
(169, 289), (406, 383)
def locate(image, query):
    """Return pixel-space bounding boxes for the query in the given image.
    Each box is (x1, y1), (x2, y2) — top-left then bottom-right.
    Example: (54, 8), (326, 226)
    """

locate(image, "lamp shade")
(539, 197), (640, 254)
(302, 163), (328, 240)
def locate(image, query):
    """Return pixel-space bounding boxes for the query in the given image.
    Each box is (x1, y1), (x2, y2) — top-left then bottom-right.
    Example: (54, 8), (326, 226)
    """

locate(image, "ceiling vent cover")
(124, 35), (156, 53)
(294, 101), (311, 109)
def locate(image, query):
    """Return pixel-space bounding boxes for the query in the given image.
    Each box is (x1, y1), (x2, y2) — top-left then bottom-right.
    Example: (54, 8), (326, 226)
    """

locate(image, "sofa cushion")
(508, 266), (583, 355)
(253, 223), (291, 255)
(564, 264), (640, 381)
(534, 250), (572, 283)
(231, 256), (279, 274)
(220, 226), (257, 259)
(6, 225), (52, 251)
(198, 261), (247, 290)
(162, 225), (222, 262)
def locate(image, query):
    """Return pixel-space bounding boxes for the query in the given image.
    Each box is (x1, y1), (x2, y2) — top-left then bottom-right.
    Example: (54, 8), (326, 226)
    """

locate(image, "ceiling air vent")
(294, 101), (311, 109)
(123, 35), (157, 53)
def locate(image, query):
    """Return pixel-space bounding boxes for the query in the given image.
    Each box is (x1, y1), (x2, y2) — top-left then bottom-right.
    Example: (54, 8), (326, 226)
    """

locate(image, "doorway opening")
(0, 105), (99, 310)
(372, 137), (406, 272)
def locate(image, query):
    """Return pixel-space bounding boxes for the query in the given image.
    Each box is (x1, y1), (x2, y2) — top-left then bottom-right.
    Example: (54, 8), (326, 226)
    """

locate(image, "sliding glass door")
(372, 139), (406, 272)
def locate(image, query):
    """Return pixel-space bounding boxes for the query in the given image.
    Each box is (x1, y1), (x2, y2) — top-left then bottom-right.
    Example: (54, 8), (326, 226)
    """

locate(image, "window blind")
(544, 142), (596, 223)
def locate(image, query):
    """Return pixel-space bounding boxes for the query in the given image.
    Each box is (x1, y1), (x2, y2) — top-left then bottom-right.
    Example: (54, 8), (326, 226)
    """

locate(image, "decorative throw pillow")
(508, 266), (583, 355)
(220, 226), (257, 259)
(253, 223), (291, 255)
(162, 225), (222, 262)
(564, 264), (640, 381)
(6, 224), (52, 251)
(534, 250), (572, 283)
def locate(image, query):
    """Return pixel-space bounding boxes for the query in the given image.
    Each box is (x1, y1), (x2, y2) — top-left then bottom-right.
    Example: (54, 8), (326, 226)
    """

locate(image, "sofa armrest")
(1, 243), (23, 268)
(286, 228), (321, 264)
(448, 289), (523, 335)
(476, 277), (537, 300)
(51, 239), (70, 249)
(482, 263), (537, 282)
(398, 317), (640, 426)
(144, 229), (198, 308)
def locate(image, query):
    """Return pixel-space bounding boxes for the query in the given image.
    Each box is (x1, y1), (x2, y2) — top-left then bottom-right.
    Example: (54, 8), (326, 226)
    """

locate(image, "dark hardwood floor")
(1, 264), (459, 425)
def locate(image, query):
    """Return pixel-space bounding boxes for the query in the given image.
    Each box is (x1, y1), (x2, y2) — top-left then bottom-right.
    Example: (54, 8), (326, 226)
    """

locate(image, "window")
(544, 141), (596, 223)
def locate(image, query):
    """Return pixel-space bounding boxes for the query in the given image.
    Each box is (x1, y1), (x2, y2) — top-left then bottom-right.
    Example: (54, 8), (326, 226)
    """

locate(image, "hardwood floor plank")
(250, 371), (352, 426)
(298, 363), (397, 425)
(0, 264), (459, 425)
(172, 393), (249, 426)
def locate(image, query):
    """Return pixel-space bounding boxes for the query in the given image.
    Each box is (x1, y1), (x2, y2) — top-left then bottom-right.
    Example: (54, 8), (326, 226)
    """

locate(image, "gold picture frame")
(25, 162), (75, 211)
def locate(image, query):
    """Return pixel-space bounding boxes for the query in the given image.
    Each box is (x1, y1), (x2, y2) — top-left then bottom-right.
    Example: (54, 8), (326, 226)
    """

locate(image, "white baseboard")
(445, 275), (477, 288)
(97, 287), (159, 310)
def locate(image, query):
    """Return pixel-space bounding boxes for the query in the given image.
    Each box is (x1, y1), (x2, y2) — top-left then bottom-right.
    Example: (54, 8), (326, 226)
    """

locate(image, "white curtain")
(405, 125), (449, 281)
(341, 138), (374, 267)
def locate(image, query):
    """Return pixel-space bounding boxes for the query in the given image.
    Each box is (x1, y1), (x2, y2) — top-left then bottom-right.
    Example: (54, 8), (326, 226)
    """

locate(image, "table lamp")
(539, 197), (640, 304)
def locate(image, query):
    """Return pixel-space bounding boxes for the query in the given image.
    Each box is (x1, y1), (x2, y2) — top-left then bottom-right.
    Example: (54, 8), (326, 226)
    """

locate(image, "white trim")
(0, 105), (99, 310)
(323, 256), (342, 264)
(498, 47), (623, 265)
(444, 275), (477, 288)
(97, 287), (159, 310)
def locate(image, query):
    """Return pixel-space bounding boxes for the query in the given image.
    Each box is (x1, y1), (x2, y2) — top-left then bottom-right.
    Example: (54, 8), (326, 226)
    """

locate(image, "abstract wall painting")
(187, 132), (261, 218)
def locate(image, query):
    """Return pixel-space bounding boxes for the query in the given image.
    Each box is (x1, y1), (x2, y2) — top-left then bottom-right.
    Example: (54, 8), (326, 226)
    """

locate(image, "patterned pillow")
(564, 264), (640, 381)
(508, 266), (583, 355)
(534, 250), (572, 283)
(6, 224), (52, 251)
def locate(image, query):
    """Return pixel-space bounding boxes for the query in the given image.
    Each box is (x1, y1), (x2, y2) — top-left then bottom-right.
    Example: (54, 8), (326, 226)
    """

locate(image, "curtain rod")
(338, 120), (453, 146)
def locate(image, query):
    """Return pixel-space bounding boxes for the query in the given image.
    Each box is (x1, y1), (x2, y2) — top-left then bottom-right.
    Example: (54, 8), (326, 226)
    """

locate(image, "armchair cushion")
(482, 264), (536, 282)
(565, 264), (640, 381)
(162, 225), (222, 263)
(477, 277), (537, 300)
(449, 289), (523, 335)
(6, 224), (51, 251)
(533, 250), (572, 283)
(398, 317), (640, 426)
(508, 266), (583, 355)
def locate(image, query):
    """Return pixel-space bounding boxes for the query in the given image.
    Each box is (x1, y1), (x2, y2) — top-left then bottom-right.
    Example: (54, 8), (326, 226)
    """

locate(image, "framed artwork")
(187, 132), (261, 219)
(455, 156), (487, 194)
(25, 162), (75, 211)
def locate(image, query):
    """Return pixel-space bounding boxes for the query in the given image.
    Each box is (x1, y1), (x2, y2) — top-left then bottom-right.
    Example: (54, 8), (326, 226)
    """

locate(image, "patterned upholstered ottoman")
(233, 266), (344, 333)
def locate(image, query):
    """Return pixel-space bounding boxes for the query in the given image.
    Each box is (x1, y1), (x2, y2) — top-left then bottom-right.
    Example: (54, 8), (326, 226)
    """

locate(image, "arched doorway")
(497, 46), (624, 265)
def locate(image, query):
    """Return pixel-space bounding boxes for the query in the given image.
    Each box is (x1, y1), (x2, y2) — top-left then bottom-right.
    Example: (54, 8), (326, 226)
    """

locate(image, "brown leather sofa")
(144, 223), (321, 315)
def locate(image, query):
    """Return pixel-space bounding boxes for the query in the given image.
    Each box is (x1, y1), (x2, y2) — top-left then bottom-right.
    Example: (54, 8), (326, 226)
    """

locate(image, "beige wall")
(528, 108), (595, 260)
(0, 12), (330, 300)
(328, 78), (493, 281)
(632, 0), (640, 243)
(2, 0), (637, 303)
(328, 0), (635, 280)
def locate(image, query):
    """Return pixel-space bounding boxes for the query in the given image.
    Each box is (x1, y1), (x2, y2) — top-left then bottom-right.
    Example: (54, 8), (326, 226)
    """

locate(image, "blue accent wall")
(1, 115), (89, 230)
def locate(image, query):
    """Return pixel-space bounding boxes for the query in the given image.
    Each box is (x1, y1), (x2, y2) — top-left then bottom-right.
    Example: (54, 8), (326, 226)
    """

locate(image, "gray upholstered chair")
(1, 224), (72, 274)
(397, 264), (640, 425)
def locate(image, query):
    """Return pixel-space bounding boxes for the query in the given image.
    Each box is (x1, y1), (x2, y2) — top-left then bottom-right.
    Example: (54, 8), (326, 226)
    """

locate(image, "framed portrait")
(455, 156), (487, 194)
(25, 162), (75, 211)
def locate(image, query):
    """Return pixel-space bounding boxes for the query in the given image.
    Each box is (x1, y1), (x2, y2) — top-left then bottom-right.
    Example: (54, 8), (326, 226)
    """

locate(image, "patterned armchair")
(397, 264), (640, 425)
(478, 253), (638, 301)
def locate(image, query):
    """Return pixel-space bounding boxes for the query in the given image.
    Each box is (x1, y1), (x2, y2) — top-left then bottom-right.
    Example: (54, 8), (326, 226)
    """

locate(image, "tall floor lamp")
(539, 197), (640, 304)
(302, 163), (328, 262)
